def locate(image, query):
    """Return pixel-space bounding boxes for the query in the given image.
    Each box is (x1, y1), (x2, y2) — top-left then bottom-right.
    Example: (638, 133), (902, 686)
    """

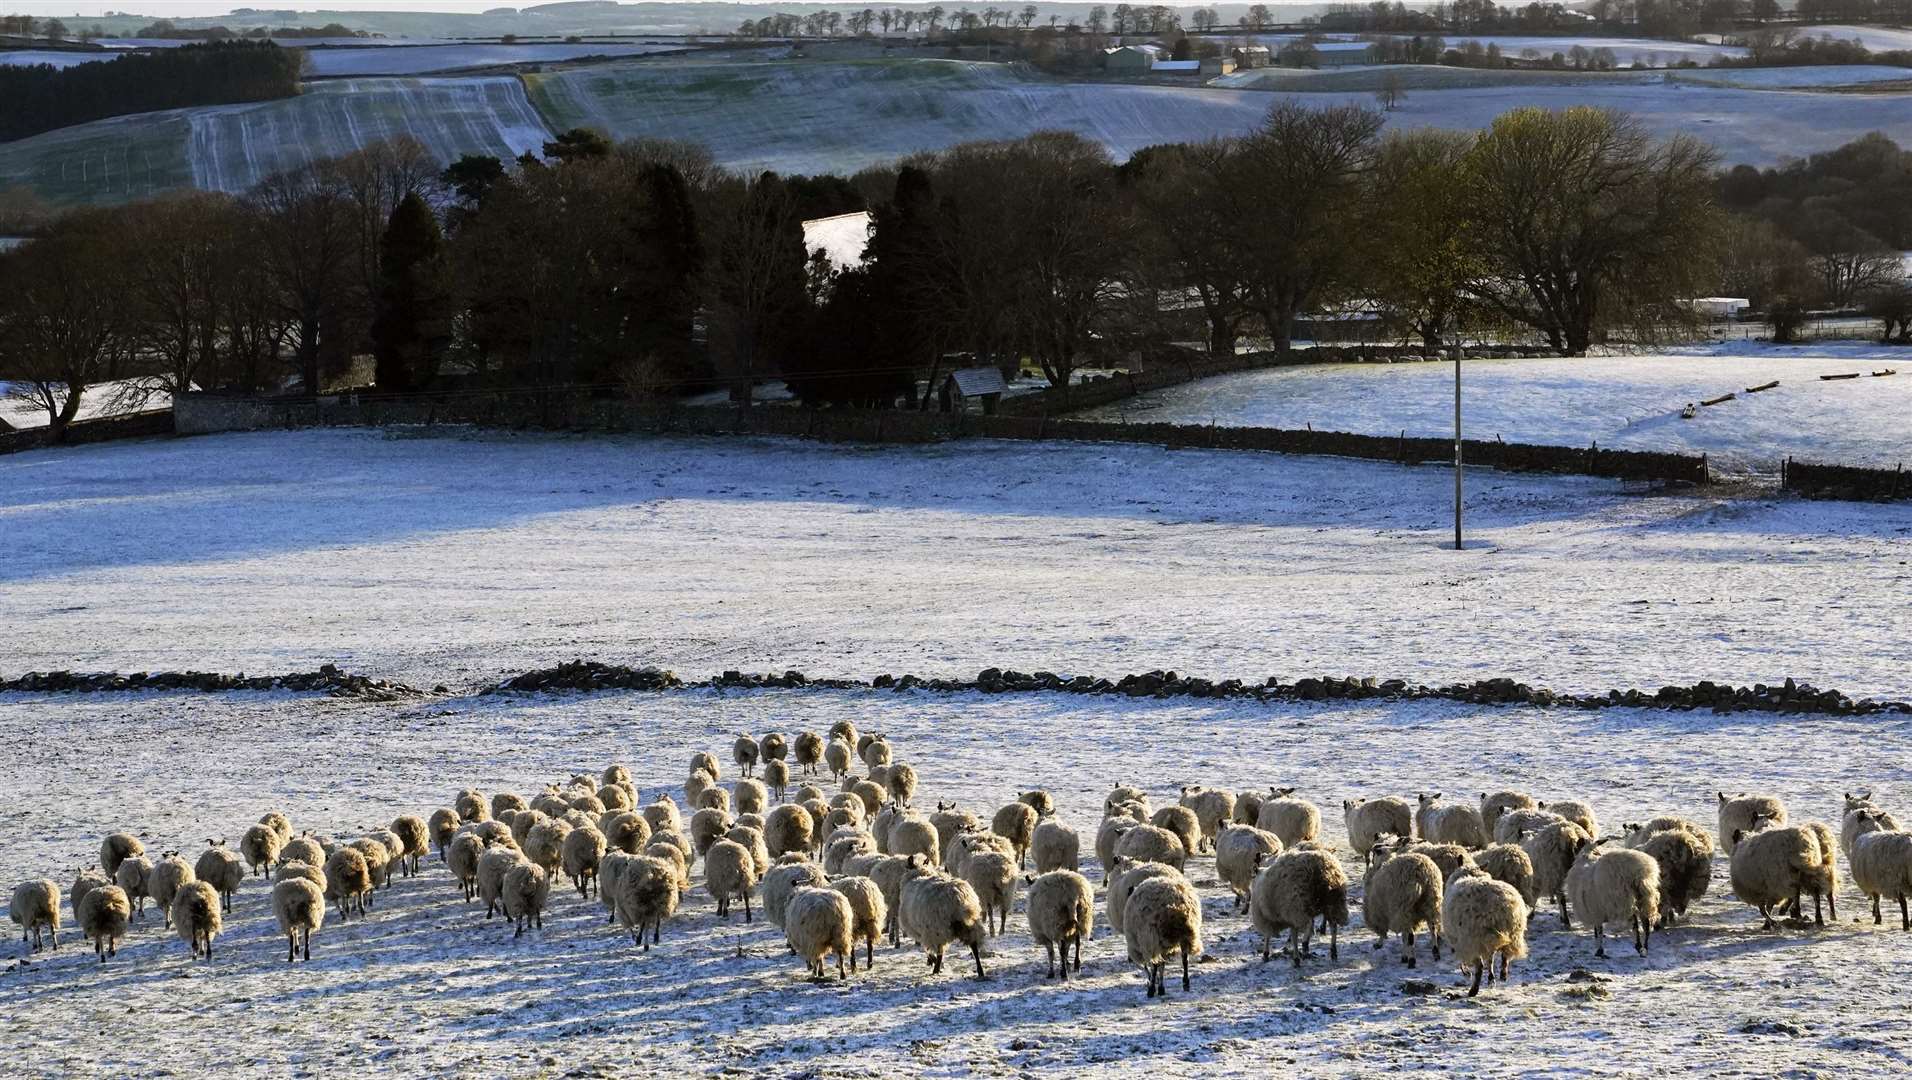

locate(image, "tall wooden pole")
(1453, 341), (1463, 551)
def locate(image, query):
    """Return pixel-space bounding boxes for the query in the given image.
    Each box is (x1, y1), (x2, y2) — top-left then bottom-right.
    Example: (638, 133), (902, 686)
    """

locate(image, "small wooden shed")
(939, 366), (1007, 414)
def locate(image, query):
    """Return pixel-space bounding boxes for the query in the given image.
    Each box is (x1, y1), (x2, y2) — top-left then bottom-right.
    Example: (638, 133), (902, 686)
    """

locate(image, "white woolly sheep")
(1566, 845), (1660, 957)
(1250, 848), (1349, 966)
(646, 841), (690, 897)
(1107, 799), (1150, 825)
(79, 883), (130, 963)
(1032, 819), (1080, 874)
(1105, 786), (1149, 817)
(1342, 797), (1413, 865)
(1849, 810), (1912, 929)
(871, 805), (904, 853)
(992, 802), (1040, 869)
(732, 779), (768, 817)
(195, 842), (245, 913)
(899, 871), (986, 978)
(642, 797), (683, 838)
(1719, 793), (1788, 857)
(428, 809), (461, 861)
(1107, 858), (1179, 935)
(763, 759), (791, 800)
(825, 799), (865, 836)
(1629, 826), (1711, 926)
(259, 810), (293, 845)
(10, 879), (59, 952)
(946, 830), (1014, 880)
(758, 733), (787, 765)
(763, 857), (830, 929)
(764, 804), (815, 861)
(172, 880), (222, 960)
(1234, 789), (1267, 827)
(1216, 825), (1283, 912)
(598, 784), (633, 814)
(886, 763), (919, 808)
(1415, 794), (1490, 849)
(734, 734), (760, 777)
(370, 827), (407, 871)
(1522, 820), (1593, 926)
(963, 850), (1017, 936)
(685, 770), (717, 811)
(728, 824), (771, 877)
(826, 833), (876, 877)
(1495, 807), (1566, 845)
(849, 780), (886, 819)
(503, 862), (549, 938)
(868, 764), (893, 791)
(861, 735), (891, 770)
(1116, 823), (1187, 873)
(1150, 805), (1202, 861)
(616, 855), (681, 949)
(279, 836), (325, 870)
(328, 846), (375, 919)
(829, 876), (886, 970)
(1019, 790), (1056, 818)
(490, 792), (528, 819)
(1257, 791), (1322, 849)
(1541, 799), (1599, 840)
(1179, 787), (1235, 853)
(1479, 791), (1537, 836)
(785, 886), (855, 980)
(825, 740), (854, 783)
(689, 808), (734, 859)
(1730, 821), (1837, 928)
(1025, 869), (1094, 979)
(454, 789), (489, 823)
(275, 860), (324, 889)
(599, 851), (634, 925)
(239, 824), (282, 880)
(1472, 843), (1537, 907)
(100, 833), (144, 879)
(1442, 867), (1529, 996)
(475, 847), (523, 920)
(149, 854), (193, 928)
(930, 804), (981, 851)
(351, 837), (392, 895)
(71, 868), (109, 922)
(1362, 849), (1443, 968)
(1124, 874), (1203, 998)
(1843, 801), (1900, 861)
(697, 787), (732, 815)
(272, 877), (324, 962)
(448, 833), (484, 902)
(509, 809), (547, 851)
(794, 731), (825, 775)
(829, 719), (859, 748)
(601, 811), (653, 855)
(1096, 817), (1140, 875)
(690, 751), (722, 782)
(563, 825), (608, 898)
(390, 816), (429, 877)
(870, 854), (921, 945)
(1392, 840), (1476, 885)
(114, 855), (153, 918)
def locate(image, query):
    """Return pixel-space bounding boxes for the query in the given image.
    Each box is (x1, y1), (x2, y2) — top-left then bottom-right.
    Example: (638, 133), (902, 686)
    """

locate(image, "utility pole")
(1452, 340), (1463, 551)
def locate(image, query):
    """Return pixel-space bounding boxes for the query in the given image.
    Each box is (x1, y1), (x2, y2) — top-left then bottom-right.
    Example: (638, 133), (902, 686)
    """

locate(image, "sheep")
(1096, 817), (1141, 876)
(390, 816), (429, 877)
(1124, 874), (1203, 998)
(689, 751), (722, 782)
(1843, 801), (1900, 861)
(454, 789), (489, 823)
(734, 734), (761, 777)
(1032, 819), (1080, 874)
(237, 824), (283, 881)
(763, 759), (791, 801)
(1631, 827), (1712, 926)
(279, 836), (326, 870)
(1107, 799), (1150, 824)
(100, 833), (144, 879)
(1179, 787), (1235, 853)
(890, 817), (940, 865)
(598, 784), (633, 814)
(1442, 867), (1529, 996)
(502, 862), (549, 938)
(275, 860), (324, 889)
(1479, 791), (1538, 836)
(71, 868), (109, 921)
(1216, 825), (1283, 912)
(327, 846), (375, 919)
(149, 854), (193, 928)
(78, 884), (130, 963)
(1393, 840), (1477, 885)
(1234, 789), (1268, 827)
(1622, 816), (1713, 853)
(829, 876), (886, 971)
(258, 810), (294, 845)
(1730, 820), (1837, 928)
(195, 841), (245, 913)
(1416, 793), (1489, 849)
(1249, 848), (1349, 966)
(1107, 858), (1179, 935)
(793, 731), (825, 776)
(824, 739), (854, 783)
(1019, 790), (1057, 818)
(1495, 808), (1567, 845)
(1566, 844), (1660, 957)
(829, 719), (859, 747)
(1473, 843), (1538, 907)
(271, 877), (323, 962)
(616, 855), (681, 949)
(763, 857), (830, 929)
(1343, 797), (1413, 864)
(685, 770), (717, 811)
(785, 886), (855, 980)
(168, 884), (223, 964)
(886, 763), (919, 809)
(844, 853), (883, 879)
(963, 850), (1017, 936)
(825, 798), (866, 836)
(1719, 793), (1787, 856)
(562, 825), (608, 898)
(1541, 799), (1599, 840)
(1848, 810), (1912, 929)
(826, 833), (876, 877)
(732, 778), (768, 817)
(1025, 869), (1094, 980)
(992, 802), (1040, 869)
(763, 804), (815, 861)
(868, 764), (893, 791)
(849, 780), (886, 819)
(930, 804), (981, 851)
(898, 871), (986, 978)
(491, 792), (528, 819)
(10, 880), (59, 952)
(114, 855), (153, 918)
(747, 733), (782, 767)
(1105, 786), (1149, 817)
(862, 736), (892, 770)
(447, 833), (484, 902)
(599, 811), (652, 856)
(428, 808), (462, 861)
(946, 831), (1015, 880)
(642, 797), (683, 838)
(1150, 805), (1202, 861)
(727, 824), (772, 877)
(1362, 849), (1443, 967)
(689, 808), (734, 859)
(370, 827), (407, 873)
(646, 841), (690, 897)
(1116, 824), (1187, 873)
(871, 805), (905, 853)
(1522, 820), (1593, 926)
(1257, 790), (1322, 848)
(351, 837), (393, 895)
(869, 854), (921, 945)
(697, 787), (732, 815)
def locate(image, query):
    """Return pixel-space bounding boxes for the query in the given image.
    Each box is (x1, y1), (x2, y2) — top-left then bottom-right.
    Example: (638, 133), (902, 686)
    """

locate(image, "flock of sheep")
(10, 721), (1910, 1000)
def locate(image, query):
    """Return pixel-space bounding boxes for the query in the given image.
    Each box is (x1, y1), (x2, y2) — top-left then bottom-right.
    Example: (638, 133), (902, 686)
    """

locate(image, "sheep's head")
(1417, 793), (1441, 808)
(1342, 798), (1360, 811)
(1717, 791), (1732, 805)
(1271, 786), (1297, 799)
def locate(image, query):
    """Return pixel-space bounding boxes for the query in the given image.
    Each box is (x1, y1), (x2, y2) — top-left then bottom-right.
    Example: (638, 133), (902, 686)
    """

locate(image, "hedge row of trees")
(0, 41), (303, 144)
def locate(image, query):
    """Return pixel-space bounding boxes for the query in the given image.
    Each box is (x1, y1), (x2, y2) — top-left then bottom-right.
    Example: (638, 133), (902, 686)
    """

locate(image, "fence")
(1782, 458), (1909, 501)
(0, 409), (174, 455)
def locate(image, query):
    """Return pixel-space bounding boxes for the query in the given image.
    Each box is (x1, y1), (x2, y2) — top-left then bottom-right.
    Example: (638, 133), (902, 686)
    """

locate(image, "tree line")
(0, 41), (303, 144)
(7, 105), (1910, 440)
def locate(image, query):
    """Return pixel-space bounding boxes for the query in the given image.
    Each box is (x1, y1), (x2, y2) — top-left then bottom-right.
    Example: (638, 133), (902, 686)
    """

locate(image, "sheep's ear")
(1024, 875), (1036, 885)
(1717, 792), (1728, 804)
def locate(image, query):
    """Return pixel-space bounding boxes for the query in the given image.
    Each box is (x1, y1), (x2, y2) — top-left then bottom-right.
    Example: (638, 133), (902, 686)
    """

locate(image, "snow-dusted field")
(301, 41), (683, 77)
(0, 376), (174, 429)
(1241, 32), (1748, 66)
(4, 426), (1909, 696)
(1, 687), (1909, 1077)
(1808, 24), (1912, 52)
(1671, 63), (1912, 88)
(1079, 344), (1912, 477)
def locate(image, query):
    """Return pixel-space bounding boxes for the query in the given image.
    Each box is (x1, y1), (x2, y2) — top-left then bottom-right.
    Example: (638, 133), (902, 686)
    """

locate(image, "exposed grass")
(0, 112), (195, 205)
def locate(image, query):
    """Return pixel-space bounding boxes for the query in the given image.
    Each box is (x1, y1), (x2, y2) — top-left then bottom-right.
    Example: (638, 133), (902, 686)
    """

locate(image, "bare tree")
(0, 211), (131, 439)
(1374, 68), (1406, 111)
(249, 163), (361, 395)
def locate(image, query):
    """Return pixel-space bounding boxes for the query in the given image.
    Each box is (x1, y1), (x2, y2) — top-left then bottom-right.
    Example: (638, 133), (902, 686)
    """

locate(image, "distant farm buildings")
(1103, 44), (1162, 72)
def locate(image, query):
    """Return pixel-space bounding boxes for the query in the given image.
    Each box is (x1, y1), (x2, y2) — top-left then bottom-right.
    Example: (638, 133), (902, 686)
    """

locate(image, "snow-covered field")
(301, 41), (683, 77)
(1671, 63), (1912, 88)
(1240, 32), (1748, 66)
(1807, 24), (1912, 52)
(1079, 344), (1912, 477)
(0, 376), (174, 429)
(0, 48), (105, 67)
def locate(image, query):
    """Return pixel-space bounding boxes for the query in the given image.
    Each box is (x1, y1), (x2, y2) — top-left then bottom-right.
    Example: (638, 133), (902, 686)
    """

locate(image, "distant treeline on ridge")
(0, 41), (303, 144)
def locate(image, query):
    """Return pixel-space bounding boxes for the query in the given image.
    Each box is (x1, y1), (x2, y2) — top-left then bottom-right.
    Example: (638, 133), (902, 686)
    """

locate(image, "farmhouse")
(1103, 44), (1163, 72)
(1312, 41), (1375, 67)
(1232, 45), (1271, 68)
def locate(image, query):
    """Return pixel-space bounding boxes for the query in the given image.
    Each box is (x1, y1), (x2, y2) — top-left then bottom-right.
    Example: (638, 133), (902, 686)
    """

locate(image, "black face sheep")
(148, 854), (193, 929)
(793, 731), (825, 775)
(899, 871), (986, 979)
(1472, 843), (1538, 908)
(77, 884), (130, 963)
(1565, 844), (1660, 957)
(270, 876), (324, 962)
(1480, 791), (1538, 836)
(1442, 867), (1529, 996)
(275, 860), (325, 889)
(1234, 790), (1268, 828)
(1392, 839), (1477, 885)
(1720, 792), (1788, 858)
(1216, 825), (1283, 912)
(1257, 790), (1322, 848)
(1362, 848), (1443, 968)
(1025, 869), (1093, 979)
(1019, 790), (1057, 818)
(1107, 858), (1179, 935)
(10, 880), (59, 952)
(114, 855), (153, 918)
(350, 837), (393, 894)
(1032, 819), (1080, 874)
(1250, 848), (1349, 966)
(427, 809), (461, 861)
(641, 797), (683, 838)
(1494, 807), (1566, 845)
(71, 868), (109, 922)
(491, 793), (528, 819)
(962, 849), (1017, 936)
(238, 823), (282, 880)
(328, 846), (376, 919)
(824, 739), (854, 783)
(503, 862), (549, 938)
(454, 789), (490, 823)
(1842, 800), (1899, 861)
(829, 876), (887, 971)
(986, 802), (1037, 870)
(1541, 799), (1599, 840)
(689, 808), (734, 859)
(862, 735), (891, 770)
(100, 833), (144, 879)
(727, 824), (771, 877)
(733, 734), (760, 777)
(1415, 794), (1489, 850)
(1115, 823), (1187, 873)
(1343, 797), (1413, 864)
(1096, 817), (1140, 876)
(1151, 806), (1202, 860)
(871, 805), (905, 853)
(1631, 828), (1711, 926)
(195, 841), (245, 913)
(563, 825), (608, 898)
(1848, 810), (1912, 929)
(1178, 787), (1235, 853)
(885, 763), (919, 809)
(1731, 819), (1837, 927)
(1124, 874), (1203, 998)
(1107, 799), (1150, 825)
(1521, 820), (1592, 927)
(826, 797), (866, 836)
(370, 827), (407, 872)
(763, 804), (815, 861)
(785, 886), (856, 980)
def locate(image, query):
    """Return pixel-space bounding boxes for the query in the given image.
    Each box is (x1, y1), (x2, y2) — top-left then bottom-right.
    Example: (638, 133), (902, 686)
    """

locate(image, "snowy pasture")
(1671, 63), (1912, 89)
(1, 687), (1909, 1077)
(1078, 344), (1912, 477)
(301, 41), (684, 77)
(1240, 32), (1748, 66)
(0, 377), (176, 429)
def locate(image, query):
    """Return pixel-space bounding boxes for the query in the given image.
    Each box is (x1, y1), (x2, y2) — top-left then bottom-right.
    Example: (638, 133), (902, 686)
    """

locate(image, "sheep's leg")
(1072, 931), (1083, 975)
(287, 934), (296, 963)
(1812, 891), (1824, 927)
(971, 941), (985, 980)
(1181, 945), (1191, 991)
(303, 927), (311, 961)
(1402, 929), (1415, 968)
(743, 891), (753, 924)
(1760, 903), (1775, 930)
(1261, 933), (1270, 963)
(837, 952), (846, 981)
(1558, 893), (1572, 929)
(95, 937), (103, 963)
(1432, 928), (1441, 961)
(1498, 948), (1511, 982)
(1288, 928), (1300, 968)
(1872, 895), (1883, 925)
(866, 938), (874, 970)
(1329, 922), (1338, 961)
(1901, 895), (1910, 931)
(1593, 924), (1606, 959)
(1467, 961), (1483, 997)
(1044, 940), (1056, 979)
(1827, 889), (1836, 922)
(651, 922), (660, 947)
(205, 933), (213, 961)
